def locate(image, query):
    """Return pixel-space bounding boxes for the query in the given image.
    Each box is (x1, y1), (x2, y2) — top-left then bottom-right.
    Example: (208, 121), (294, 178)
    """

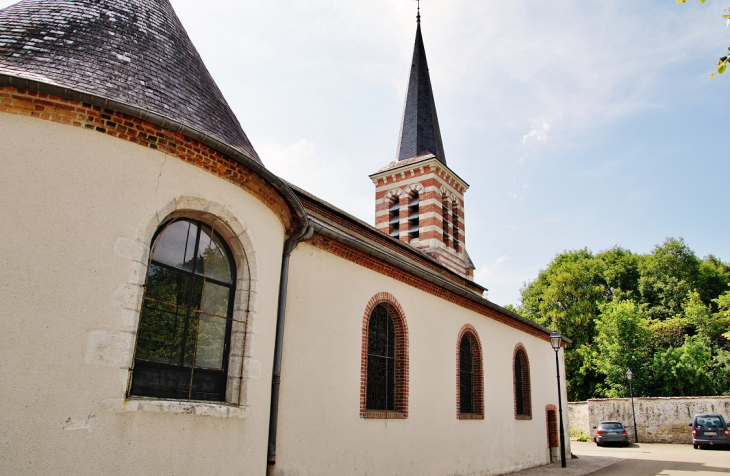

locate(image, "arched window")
(129, 218), (236, 402)
(457, 325), (484, 419)
(360, 293), (409, 419)
(366, 305), (396, 411)
(514, 346), (532, 418)
(459, 335), (474, 413)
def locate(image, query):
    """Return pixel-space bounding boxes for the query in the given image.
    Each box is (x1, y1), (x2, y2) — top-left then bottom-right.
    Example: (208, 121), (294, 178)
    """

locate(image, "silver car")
(594, 421), (629, 447)
(689, 414), (730, 449)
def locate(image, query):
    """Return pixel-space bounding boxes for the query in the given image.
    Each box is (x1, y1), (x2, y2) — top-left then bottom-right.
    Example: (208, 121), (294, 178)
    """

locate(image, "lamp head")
(550, 331), (562, 351)
(626, 369), (633, 381)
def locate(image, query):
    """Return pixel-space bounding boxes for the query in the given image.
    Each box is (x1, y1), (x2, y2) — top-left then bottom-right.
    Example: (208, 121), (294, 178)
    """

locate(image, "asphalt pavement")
(507, 440), (730, 476)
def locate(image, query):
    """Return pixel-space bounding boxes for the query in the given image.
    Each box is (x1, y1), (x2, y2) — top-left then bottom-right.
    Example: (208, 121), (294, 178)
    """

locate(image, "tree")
(519, 249), (608, 401)
(593, 300), (653, 397)
(677, 0), (730, 79)
(638, 237), (700, 321)
(651, 335), (715, 396)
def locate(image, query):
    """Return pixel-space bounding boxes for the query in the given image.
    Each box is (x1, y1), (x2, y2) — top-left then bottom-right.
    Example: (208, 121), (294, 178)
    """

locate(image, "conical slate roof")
(0, 0), (260, 164)
(395, 20), (446, 165)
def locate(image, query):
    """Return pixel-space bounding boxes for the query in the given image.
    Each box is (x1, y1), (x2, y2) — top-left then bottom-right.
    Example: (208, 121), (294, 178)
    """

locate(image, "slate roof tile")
(0, 0), (261, 164)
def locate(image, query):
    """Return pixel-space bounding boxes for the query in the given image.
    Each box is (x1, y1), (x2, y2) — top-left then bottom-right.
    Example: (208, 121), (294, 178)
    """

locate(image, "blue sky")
(2, 0), (728, 306)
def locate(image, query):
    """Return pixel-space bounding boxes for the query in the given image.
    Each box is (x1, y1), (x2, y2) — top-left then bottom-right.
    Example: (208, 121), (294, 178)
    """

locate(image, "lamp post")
(626, 369), (638, 444)
(550, 331), (567, 468)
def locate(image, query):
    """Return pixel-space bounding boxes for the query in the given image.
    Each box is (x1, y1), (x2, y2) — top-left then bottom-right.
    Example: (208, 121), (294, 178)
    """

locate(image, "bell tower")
(370, 13), (474, 279)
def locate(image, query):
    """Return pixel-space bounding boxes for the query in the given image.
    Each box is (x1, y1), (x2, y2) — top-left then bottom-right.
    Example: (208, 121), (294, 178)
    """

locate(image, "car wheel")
(693, 443), (698, 449)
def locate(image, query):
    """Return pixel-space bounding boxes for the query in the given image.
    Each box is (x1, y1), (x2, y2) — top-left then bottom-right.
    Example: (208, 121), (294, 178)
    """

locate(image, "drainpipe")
(267, 222), (313, 474)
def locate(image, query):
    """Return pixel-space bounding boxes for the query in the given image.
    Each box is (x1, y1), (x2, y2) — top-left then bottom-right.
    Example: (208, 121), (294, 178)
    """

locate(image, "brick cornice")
(0, 84), (301, 232)
(307, 232), (552, 343)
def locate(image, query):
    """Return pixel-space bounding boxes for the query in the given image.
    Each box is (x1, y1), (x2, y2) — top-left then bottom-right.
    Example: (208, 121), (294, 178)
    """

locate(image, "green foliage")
(676, 0), (730, 79)
(516, 237), (730, 400)
(569, 428), (590, 442)
(594, 300), (652, 397)
(651, 336), (715, 396)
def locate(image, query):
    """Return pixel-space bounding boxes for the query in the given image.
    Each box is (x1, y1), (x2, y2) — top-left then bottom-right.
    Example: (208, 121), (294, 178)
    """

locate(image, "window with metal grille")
(459, 335), (474, 414)
(129, 218), (236, 402)
(366, 305), (396, 410)
(514, 348), (532, 417)
(456, 325), (484, 419)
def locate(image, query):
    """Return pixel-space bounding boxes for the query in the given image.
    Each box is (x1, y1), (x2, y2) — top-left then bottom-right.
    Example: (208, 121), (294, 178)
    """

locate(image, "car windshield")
(601, 423), (623, 430)
(696, 416), (724, 427)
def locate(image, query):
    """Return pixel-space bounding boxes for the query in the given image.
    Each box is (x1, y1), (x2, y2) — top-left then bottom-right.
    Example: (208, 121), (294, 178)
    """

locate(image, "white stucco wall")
(0, 114), (287, 475)
(276, 242), (570, 476)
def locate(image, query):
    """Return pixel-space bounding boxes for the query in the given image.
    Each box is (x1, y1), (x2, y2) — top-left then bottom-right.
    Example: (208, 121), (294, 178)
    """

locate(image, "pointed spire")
(395, 16), (446, 165)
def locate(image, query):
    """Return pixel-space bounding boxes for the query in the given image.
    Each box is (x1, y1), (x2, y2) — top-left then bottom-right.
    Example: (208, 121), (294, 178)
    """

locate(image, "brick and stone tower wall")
(370, 154), (472, 278)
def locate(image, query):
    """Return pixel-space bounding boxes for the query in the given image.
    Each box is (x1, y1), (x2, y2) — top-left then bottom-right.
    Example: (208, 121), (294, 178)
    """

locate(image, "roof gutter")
(309, 219), (571, 344)
(0, 74), (309, 233)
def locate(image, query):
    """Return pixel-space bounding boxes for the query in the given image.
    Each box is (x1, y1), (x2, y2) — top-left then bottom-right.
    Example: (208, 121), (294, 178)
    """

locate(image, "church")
(0, 1), (570, 475)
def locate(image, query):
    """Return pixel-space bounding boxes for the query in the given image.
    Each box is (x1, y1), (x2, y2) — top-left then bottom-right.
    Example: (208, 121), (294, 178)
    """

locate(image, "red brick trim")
(456, 324), (485, 420)
(296, 191), (485, 295)
(513, 343), (532, 419)
(545, 404), (559, 448)
(360, 292), (409, 419)
(0, 86), (294, 230)
(307, 233), (551, 344)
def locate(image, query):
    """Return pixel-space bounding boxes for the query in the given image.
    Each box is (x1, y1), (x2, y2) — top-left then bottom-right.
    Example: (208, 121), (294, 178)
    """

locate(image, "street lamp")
(626, 369), (638, 444)
(550, 331), (567, 468)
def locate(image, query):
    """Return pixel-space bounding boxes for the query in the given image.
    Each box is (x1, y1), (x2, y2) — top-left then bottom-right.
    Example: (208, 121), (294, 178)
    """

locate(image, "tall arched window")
(366, 305), (396, 411)
(360, 293), (409, 419)
(514, 346), (532, 418)
(129, 218), (236, 402)
(457, 325), (484, 419)
(459, 335), (474, 413)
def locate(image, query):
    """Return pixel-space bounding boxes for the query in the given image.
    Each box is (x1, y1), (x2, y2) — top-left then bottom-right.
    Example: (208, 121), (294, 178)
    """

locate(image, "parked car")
(689, 414), (730, 449)
(593, 421), (629, 447)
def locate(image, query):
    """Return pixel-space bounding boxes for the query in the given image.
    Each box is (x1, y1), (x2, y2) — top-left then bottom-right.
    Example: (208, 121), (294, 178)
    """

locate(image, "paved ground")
(508, 440), (730, 476)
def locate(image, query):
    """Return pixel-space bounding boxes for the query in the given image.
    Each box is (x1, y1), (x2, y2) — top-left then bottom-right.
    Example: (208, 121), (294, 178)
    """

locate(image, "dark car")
(689, 414), (730, 449)
(594, 421), (629, 447)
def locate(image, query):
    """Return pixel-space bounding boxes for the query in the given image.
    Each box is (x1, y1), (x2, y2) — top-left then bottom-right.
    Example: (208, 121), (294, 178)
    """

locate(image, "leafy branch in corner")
(677, 0), (729, 79)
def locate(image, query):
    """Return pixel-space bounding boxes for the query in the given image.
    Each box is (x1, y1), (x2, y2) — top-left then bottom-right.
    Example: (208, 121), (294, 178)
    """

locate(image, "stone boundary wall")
(569, 396), (730, 444)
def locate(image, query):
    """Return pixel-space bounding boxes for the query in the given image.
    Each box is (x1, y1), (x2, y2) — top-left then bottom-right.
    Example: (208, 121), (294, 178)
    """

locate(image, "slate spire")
(395, 16), (446, 165)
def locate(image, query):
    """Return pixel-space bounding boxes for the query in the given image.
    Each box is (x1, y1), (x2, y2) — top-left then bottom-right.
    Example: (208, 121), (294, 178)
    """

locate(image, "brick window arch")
(456, 324), (484, 419)
(513, 344), (532, 419)
(360, 292), (409, 419)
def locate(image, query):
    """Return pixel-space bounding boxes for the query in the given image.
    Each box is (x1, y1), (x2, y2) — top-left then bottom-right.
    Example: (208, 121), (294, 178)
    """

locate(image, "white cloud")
(521, 121), (551, 146)
(475, 253), (511, 282)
